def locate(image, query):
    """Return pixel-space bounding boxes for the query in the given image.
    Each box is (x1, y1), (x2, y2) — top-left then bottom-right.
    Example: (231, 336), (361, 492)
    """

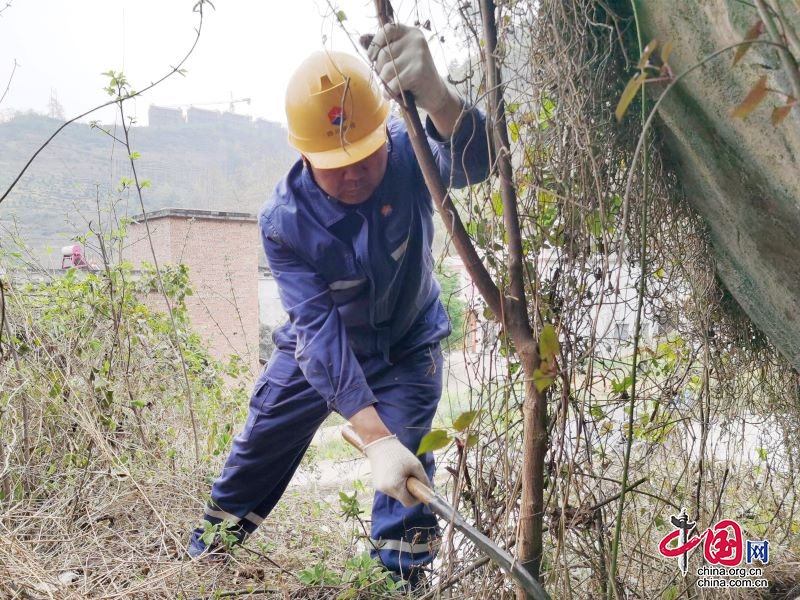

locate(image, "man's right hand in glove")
(363, 434), (429, 507)
(348, 405), (430, 507)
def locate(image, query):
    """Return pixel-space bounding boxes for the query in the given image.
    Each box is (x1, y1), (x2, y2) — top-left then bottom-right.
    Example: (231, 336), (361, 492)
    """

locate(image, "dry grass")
(0, 435), (392, 599)
(4, 0), (800, 598)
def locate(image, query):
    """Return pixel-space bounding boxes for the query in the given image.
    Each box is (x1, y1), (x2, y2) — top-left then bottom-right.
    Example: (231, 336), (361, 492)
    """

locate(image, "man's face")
(309, 144), (389, 205)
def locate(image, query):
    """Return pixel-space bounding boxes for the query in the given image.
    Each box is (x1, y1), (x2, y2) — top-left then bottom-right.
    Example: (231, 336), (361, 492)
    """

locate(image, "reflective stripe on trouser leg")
(189, 350), (329, 550)
(367, 343), (443, 576)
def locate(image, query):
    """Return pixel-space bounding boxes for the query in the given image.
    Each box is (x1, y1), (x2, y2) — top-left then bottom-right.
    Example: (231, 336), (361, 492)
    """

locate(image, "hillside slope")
(0, 111), (297, 265)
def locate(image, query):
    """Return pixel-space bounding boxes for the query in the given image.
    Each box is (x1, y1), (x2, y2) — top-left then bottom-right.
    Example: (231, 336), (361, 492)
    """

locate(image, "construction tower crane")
(190, 96), (251, 113)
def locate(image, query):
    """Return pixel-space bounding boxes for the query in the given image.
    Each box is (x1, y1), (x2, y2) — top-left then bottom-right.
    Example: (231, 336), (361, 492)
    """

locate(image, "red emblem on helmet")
(328, 106), (345, 126)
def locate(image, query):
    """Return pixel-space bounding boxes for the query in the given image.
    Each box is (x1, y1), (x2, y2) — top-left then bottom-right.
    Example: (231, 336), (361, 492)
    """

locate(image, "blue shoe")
(394, 568), (430, 593)
(187, 528), (230, 561)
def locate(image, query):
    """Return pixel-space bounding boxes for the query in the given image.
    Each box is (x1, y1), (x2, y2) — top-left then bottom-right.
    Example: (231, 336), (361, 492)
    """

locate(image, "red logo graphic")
(659, 516), (744, 566)
(328, 106), (345, 126)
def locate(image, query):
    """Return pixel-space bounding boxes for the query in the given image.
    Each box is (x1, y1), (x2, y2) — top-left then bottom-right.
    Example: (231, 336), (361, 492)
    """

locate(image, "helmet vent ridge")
(319, 75), (334, 91)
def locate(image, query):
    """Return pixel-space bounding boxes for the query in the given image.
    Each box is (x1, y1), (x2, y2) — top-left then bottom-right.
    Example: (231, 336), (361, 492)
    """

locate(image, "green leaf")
(464, 433), (479, 448)
(662, 584), (680, 600)
(611, 375), (633, 394)
(533, 368), (555, 392)
(757, 447), (767, 461)
(129, 151), (141, 161)
(538, 323), (560, 360)
(338, 490), (361, 519)
(590, 404), (605, 420)
(585, 210), (604, 238)
(508, 120), (519, 143)
(491, 191), (503, 216)
(637, 39), (659, 69)
(615, 72), (646, 122)
(453, 410), (481, 432)
(417, 429), (451, 455)
(538, 97), (555, 123)
(336, 10), (347, 22)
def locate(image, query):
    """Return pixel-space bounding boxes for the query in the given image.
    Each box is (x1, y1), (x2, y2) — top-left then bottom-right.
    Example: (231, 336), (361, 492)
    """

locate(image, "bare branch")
(0, 58), (17, 106)
(0, 5), (208, 205)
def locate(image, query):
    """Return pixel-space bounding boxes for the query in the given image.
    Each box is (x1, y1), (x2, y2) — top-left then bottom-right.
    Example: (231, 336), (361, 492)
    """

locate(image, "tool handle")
(342, 426), (550, 599)
(341, 425), (434, 504)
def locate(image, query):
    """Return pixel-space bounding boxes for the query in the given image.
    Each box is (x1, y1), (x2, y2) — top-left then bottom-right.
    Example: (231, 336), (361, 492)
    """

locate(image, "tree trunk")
(517, 348), (547, 598)
(478, 0), (548, 594)
(367, 1), (550, 596)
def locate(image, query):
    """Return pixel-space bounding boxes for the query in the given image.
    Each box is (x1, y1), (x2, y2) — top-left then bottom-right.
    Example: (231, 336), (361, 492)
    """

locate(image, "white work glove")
(363, 434), (430, 507)
(367, 23), (456, 115)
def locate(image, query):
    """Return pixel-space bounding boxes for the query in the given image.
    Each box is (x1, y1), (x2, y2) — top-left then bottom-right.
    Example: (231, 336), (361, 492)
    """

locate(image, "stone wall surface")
(635, 0), (800, 367)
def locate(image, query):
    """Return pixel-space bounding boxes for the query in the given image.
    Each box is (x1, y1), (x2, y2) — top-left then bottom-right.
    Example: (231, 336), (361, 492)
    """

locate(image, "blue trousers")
(190, 342), (443, 576)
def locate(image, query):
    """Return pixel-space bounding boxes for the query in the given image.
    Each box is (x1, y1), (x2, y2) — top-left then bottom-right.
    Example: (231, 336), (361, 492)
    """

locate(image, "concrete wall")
(443, 253), (651, 356)
(636, 0), (800, 368)
(259, 275), (286, 329)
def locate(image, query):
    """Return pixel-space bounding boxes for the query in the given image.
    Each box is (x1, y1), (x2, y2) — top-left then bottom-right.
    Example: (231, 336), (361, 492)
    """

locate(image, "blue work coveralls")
(190, 106), (489, 577)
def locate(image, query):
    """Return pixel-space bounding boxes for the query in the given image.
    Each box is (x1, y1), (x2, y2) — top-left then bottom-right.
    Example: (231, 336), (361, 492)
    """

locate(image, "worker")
(187, 24), (490, 588)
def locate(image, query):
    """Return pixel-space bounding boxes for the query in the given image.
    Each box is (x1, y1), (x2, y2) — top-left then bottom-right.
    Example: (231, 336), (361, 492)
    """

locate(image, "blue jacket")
(259, 108), (489, 418)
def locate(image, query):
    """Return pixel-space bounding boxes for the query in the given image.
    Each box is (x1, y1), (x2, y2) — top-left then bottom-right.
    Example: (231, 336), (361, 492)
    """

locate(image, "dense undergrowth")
(1, 230), (798, 600)
(0, 252), (410, 599)
(4, 1), (800, 599)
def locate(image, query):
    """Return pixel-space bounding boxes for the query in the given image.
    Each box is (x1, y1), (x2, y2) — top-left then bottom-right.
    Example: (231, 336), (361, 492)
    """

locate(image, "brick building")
(125, 208), (260, 373)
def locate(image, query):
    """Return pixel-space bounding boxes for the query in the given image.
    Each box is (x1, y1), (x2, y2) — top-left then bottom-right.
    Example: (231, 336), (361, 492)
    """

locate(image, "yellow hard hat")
(285, 51), (390, 170)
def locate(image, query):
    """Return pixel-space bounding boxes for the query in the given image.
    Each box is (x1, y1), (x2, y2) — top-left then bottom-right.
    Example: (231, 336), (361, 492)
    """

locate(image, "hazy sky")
(0, 0), (454, 126)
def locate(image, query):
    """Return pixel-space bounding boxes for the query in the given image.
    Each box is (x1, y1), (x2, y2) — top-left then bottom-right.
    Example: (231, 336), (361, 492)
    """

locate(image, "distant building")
(443, 251), (655, 357)
(124, 208), (260, 373)
(186, 107), (221, 126)
(253, 118), (285, 135)
(221, 112), (252, 128)
(148, 105), (185, 128)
